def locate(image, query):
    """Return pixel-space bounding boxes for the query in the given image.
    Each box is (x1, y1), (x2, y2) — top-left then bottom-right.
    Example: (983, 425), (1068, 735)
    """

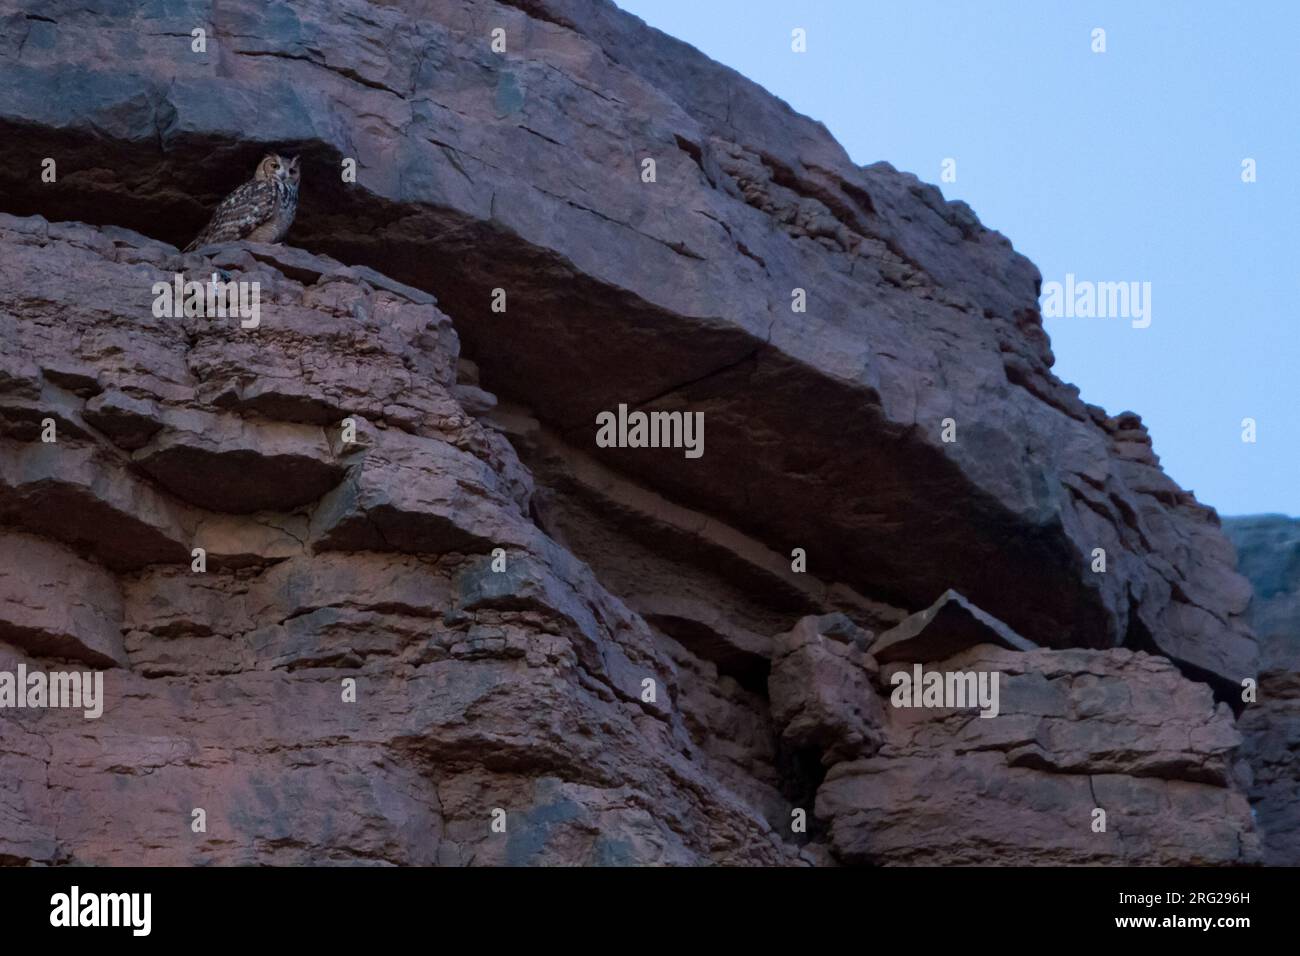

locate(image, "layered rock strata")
(0, 0), (1265, 865)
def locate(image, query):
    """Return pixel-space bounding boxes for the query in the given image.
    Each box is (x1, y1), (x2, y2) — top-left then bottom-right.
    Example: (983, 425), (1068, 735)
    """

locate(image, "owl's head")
(256, 153), (301, 186)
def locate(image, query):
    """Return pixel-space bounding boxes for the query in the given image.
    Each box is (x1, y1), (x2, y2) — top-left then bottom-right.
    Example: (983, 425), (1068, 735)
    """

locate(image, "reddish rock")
(0, 531), (126, 667)
(0, 0), (1269, 866)
(0, 0), (1255, 685)
(0, 219), (802, 865)
(819, 646), (1257, 865)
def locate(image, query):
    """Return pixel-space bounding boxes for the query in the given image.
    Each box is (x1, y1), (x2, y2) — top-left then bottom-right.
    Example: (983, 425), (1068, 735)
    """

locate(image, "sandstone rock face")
(0, 0), (1255, 685)
(1223, 515), (1300, 866)
(0, 217), (799, 865)
(819, 646), (1256, 866)
(0, 532), (126, 668)
(0, 0), (1267, 866)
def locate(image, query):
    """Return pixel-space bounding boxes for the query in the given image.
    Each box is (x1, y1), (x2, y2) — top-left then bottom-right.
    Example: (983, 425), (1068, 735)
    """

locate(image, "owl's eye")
(270, 162), (280, 170)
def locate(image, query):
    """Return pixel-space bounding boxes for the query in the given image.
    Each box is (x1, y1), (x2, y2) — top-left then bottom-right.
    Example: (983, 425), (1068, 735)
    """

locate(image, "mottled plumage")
(184, 153), (300, 252)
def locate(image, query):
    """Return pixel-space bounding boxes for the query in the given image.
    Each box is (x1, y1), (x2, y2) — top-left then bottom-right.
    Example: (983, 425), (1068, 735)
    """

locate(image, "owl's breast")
(279, 185), (299, 235)
(252, 182), (299, 243)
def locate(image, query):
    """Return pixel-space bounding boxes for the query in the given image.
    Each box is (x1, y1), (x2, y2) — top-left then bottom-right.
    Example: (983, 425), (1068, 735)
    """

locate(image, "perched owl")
(183, 153), (301, 252)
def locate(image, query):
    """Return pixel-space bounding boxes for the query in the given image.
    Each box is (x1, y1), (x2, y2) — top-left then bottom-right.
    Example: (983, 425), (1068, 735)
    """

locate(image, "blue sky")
(615, 0), (1298, 517)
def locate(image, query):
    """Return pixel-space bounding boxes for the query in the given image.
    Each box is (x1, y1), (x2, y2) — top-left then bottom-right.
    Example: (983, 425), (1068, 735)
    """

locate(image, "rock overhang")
(0, 0), (1254, 690)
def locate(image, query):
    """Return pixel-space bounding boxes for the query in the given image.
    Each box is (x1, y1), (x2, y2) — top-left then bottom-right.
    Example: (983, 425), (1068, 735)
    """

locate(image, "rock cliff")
(0, 0), (1268, 864)
(1223, 515), (1300, 866)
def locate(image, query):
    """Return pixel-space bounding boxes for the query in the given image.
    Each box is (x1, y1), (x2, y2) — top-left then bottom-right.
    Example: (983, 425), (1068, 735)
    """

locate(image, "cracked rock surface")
(0, 0), (1256, 681)
(0, 0), (1272, 865)
(1224, 516), (1300, 866)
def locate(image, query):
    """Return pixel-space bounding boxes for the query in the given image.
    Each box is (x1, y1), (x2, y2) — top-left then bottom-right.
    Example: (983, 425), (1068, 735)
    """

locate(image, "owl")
(183, 153), (301, 252)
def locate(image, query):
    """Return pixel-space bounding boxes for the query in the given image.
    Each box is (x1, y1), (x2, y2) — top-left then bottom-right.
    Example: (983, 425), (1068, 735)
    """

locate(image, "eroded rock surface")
(1224, 515), (1300, 866)
(0, 217), (801, 865)
(0, 0), (1269, 866)
(0, 0), (1255, 685)
(819, 646), (1256, 866)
